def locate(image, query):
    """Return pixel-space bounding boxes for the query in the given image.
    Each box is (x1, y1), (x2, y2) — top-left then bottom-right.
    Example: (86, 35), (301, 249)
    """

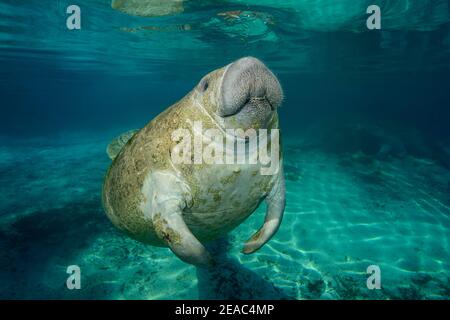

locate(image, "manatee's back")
(102, 101), (189, 246)
(102, 127), (158, 245)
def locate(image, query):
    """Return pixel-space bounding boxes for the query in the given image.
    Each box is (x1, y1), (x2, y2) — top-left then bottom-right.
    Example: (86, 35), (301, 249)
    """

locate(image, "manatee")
(111, 0), (184, 17)
(106, 129), (138, 160)
(102, 57), (285, 265)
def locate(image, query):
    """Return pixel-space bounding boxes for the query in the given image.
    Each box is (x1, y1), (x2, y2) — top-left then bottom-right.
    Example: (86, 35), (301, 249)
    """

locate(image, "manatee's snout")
(219, 57), (283, 120)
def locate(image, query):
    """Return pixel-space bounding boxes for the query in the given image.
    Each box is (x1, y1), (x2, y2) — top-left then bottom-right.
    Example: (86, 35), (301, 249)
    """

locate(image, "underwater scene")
(0, 0), (449, 300)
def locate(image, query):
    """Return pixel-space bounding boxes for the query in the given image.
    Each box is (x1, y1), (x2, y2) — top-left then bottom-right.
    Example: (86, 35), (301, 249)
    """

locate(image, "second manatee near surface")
(102, 57), (286, 265)
(111, 0), (184, 17)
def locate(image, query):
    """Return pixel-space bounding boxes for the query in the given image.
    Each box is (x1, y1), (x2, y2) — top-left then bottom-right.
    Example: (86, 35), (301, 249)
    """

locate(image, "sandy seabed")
(0, 132), (449, 299)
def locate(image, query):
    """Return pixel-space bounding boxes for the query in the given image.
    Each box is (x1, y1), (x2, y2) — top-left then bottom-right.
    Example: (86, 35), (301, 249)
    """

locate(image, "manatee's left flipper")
(107, 129), (139, 160)
(242, 165), (285, 254)
(145, 171), (213, 266)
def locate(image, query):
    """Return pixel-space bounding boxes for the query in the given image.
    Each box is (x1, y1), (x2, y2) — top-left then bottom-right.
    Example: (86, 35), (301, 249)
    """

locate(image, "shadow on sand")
(196, 237), (293, 299)
(0, 199), (293, 299)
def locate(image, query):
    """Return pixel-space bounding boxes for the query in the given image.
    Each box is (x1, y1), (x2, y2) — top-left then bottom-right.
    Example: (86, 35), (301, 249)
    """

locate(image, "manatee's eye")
(198, 77), (209, 93)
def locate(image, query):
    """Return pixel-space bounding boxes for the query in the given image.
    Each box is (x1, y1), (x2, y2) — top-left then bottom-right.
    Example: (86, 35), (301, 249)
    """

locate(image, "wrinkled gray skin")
(103, 57), (285, 266)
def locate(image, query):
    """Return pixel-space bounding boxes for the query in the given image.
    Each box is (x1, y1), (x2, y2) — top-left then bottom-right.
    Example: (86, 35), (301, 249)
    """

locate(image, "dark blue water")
(0, 0), (449, 299)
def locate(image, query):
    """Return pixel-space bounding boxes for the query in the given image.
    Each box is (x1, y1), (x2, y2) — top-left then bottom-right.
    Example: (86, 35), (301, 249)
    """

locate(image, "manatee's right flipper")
(106, 129), (139, 160)
(144, 171), (213, 266)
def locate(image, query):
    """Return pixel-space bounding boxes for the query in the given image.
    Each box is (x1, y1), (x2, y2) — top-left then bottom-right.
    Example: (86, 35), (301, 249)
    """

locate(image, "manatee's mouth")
(219, 57), (283, 118)
(249, 95), (276, 111)
(222, 95), (275, 119)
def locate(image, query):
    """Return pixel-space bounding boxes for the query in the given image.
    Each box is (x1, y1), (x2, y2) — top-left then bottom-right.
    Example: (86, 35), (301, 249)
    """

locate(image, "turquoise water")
(1, 1), (450, 299)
